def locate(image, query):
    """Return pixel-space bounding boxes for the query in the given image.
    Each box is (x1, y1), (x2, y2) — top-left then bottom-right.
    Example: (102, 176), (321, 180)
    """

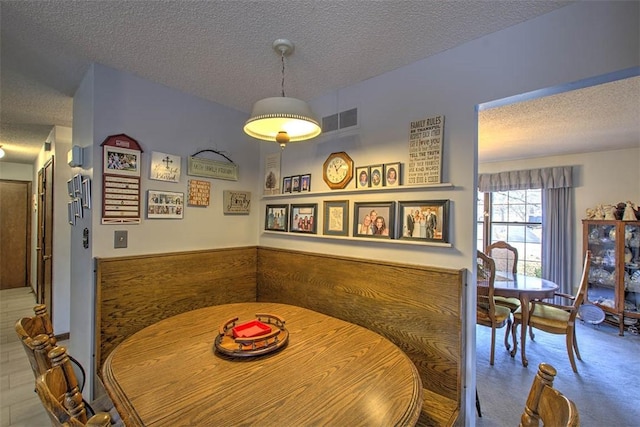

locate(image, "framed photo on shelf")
(398, 200), (450, 242)
(291, 175), (301, 192)
(146, 190), (184, 219)
(323, 200), (349, 236)
(282, 177), (292, 193)
(353, 201), (395, 238)
(290, 203), (317, 234)
(300, 174), (312, 192)
(369, 164), (383, 188)
(265, 204), (289, 232)
(384, 163), (400, 187)
(356, 166), (370, 189)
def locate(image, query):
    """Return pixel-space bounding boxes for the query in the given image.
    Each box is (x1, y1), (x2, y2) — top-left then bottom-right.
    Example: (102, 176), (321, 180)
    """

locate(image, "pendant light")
(244, 39), (321, 149)
(0, 145), (5, 159)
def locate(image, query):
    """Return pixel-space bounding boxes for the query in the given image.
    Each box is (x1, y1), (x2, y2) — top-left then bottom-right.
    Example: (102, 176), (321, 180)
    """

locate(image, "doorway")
(0, 179), (32, 289)
(36, 158), (54, 316)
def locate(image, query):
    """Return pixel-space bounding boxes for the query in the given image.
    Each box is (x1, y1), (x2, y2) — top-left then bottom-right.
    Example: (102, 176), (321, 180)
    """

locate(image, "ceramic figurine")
(594, 205), (605, 220)
(585, 208), (596, 219)
(603, 205), (617, 220)
(623, 201), (637, 221)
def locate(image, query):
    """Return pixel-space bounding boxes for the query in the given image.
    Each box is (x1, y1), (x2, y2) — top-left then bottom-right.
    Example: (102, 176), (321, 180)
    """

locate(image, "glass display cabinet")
(583, 220), (640, 335)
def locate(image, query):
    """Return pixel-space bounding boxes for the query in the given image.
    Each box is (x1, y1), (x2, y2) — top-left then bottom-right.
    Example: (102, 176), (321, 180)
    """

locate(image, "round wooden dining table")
(101, 302), (423, 426)
(480, 273), (559, 367)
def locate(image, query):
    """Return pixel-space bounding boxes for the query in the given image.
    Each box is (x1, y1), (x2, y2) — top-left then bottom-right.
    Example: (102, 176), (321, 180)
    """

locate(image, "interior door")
(0, 179), (32, 289)
(42, 159), (54, 315)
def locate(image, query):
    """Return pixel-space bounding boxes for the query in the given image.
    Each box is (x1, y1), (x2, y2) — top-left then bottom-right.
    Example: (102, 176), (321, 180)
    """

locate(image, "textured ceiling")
(2, 1), (636, 166)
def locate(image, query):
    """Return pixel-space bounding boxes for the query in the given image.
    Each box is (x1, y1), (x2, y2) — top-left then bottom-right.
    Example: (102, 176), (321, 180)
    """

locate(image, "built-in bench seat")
(95, 246), (466, 426)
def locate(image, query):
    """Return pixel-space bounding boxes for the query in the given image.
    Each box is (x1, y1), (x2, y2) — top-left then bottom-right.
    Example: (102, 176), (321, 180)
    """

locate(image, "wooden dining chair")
(511, 251), (591, 373)
(519, 363), (579, 427)
(36, 346), (112, 427)
(486, 241), (522, 314)
(477, 250), (512, 365)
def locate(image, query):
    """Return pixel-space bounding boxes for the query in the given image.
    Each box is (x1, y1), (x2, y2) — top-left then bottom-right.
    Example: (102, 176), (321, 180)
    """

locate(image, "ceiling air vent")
(321, 108), (358, 133)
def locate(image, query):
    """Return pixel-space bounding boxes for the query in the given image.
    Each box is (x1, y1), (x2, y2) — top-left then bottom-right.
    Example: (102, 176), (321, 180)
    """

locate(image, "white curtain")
(478, 166), (574, 295)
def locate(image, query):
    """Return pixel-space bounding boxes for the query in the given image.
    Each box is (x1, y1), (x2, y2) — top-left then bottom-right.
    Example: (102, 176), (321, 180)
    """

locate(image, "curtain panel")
(478, 166), (573, 192)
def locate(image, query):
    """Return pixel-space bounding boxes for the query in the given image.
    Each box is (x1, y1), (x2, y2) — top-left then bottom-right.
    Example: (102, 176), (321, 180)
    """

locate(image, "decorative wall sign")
(147, 190), (184, 219)
(264, 153), (281, 195)
(408, 115), (444, 185)
(323, 200), (349, 236)
(151, 151), (181, 182)
(188, 179), (211, 206)
(101, 134), (142, 224)
(188, 157), (238, 181)
(223, 190), (251, 214)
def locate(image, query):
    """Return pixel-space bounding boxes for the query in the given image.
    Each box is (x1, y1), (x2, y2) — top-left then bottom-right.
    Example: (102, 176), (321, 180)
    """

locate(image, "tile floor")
(0, 287), (53, 427)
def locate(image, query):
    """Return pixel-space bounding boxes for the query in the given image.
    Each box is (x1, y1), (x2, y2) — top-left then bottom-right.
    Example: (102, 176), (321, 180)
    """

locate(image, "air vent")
(321, 108), (358, 133)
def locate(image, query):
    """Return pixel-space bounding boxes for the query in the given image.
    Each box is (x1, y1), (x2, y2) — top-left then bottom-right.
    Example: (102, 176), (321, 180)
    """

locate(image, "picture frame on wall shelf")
(291, 175), (301, 192)
(384, 163), (400, 187)
(300, 174), (312, 192)
(369, 165), (383, 188)
(398, 200), (450, 243)
(356, 166), (370, 189)
(282, 177), (292, 193)
(353, 201), (395, 238)
(265, 204), (289, 232)
(290, 203), (317, 234)
(323, 200), (349, 236)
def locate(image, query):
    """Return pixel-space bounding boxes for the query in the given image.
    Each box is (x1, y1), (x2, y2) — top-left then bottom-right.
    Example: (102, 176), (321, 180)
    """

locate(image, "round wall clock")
(323, 151), (354, 189)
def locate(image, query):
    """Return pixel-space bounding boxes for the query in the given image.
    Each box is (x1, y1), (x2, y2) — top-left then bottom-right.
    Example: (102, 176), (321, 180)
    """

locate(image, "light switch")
(114, 230), (128, 248)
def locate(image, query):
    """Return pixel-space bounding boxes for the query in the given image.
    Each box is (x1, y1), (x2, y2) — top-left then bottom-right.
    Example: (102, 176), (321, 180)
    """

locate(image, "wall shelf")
(262, 230), (453, 248)
(262, 182), (454, 200)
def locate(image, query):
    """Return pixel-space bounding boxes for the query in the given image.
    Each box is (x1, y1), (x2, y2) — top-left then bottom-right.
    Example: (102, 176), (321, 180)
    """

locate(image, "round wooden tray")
(214, 313), (289, 358)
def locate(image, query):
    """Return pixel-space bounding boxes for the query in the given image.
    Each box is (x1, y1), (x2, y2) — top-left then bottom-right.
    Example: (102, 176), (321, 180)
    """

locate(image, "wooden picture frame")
(369, 164), (383, 188)
(300, 174), (312, 192)
(147, 190), (184, 219)
(291, 175), (301, 192)
(282, 177), (292, 193)
(290, 203), (317, 234)
(384, 163), (400, 187)
(323, 200), (349, 236)
(356, 166), (370, 189)
(265, 204), (288, 232)
(353, 201), (395, 238)
(398, 200), (450, 242)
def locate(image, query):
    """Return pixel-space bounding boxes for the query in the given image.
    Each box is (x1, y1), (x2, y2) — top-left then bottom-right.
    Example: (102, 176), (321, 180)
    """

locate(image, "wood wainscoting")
(95, 247), (257, 368)
(257, 247), (465, 425)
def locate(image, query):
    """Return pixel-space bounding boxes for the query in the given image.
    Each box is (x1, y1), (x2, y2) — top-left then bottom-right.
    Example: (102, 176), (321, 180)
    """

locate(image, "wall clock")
(323, 151), (354, 190)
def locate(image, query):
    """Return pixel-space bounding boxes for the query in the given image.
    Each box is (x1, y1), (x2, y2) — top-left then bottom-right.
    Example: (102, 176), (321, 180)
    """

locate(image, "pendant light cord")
(281, 51), (286, 97)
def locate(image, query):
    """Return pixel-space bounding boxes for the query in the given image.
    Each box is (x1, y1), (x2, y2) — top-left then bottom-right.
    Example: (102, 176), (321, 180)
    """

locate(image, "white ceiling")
(1, 1), (637, 165)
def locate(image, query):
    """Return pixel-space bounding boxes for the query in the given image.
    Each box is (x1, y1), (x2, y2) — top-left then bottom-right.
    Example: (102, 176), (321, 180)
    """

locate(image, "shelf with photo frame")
(262, 229), (452, 247)
(262, 182), (454, 199)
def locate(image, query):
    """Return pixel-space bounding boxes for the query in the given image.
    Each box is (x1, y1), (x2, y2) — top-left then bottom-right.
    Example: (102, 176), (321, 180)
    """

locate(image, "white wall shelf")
(262, 230), (453, 247)
(261, 182), (454, 200)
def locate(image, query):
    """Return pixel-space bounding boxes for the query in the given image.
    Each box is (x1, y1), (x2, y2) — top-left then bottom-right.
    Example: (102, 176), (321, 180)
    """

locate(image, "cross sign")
(162, 156), (173, 169)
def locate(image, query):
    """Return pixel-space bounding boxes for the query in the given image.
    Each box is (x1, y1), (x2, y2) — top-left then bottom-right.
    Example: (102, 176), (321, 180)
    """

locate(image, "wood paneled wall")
(95, 247), (257, 368)
(256, 247), (465, 405)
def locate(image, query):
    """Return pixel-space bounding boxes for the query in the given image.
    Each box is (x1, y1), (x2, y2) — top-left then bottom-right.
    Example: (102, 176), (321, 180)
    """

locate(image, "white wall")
(480, 147), (640, 291)
(258, 2), (639, 423)
(0, 162), (33, 180)
(70, 63), (260, 397)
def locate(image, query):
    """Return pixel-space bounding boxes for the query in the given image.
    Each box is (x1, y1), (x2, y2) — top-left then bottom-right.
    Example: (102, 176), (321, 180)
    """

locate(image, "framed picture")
(81, 178), (91, 209)
(291, 175), (301, 192)
(300, 174), (312, 192)
(384, 163), (400, 187)
(67, 201), (75, 225)
(103, 145), (141, 177)
(67, 179), (74, 197)
(290, 203), (317, 234)
(73, 198), (83, 219)
(398, 200), (450, 242)
(369, 164), (383, 188)
(72, 174), (82, 196)
(265, 204), (289, 232)
(356, 166), (370, 189)
(353, 201), (396, 238)
(282, 176), (292, 193)
(323, 200), (349, 236)
(147, 190), (184, 219)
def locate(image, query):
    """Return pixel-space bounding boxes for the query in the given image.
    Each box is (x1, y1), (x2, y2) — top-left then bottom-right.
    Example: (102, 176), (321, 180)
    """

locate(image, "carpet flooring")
(476, 318), (640, 426)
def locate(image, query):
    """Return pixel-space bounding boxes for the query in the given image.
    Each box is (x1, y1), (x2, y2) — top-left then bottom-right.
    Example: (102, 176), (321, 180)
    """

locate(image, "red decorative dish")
(215, 313), (289, 358)
(232, 320), (272, 338)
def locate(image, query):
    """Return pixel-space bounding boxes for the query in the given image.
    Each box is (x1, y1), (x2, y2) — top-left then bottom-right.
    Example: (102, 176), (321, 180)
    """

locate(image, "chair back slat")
(486, 241), (518, 275)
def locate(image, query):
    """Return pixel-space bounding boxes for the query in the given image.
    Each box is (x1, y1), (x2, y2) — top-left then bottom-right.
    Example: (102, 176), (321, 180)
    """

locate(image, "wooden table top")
(102, 302), (423, 426)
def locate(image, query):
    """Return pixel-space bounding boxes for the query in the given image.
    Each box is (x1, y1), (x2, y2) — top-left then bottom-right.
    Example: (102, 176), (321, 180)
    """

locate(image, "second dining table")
(479, 272), (559, 367)
(101, 302), (423, 426)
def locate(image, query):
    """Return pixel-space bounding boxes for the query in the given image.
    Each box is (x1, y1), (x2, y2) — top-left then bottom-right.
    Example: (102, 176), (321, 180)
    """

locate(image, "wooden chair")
(486, 241), (522, 313)
(36, 346), (112, 427)
(477, 250), (512, 365)
(519, 363), (579, 427)
(511, 251), (591, 373)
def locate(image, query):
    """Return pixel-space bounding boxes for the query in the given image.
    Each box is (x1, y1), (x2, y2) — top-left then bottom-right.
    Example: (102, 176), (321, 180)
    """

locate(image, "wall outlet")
(114, 230), (128, 248)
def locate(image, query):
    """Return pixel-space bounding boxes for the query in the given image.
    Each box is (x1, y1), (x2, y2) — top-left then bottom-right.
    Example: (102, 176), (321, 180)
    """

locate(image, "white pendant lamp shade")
(243, 96), (321, 143)
(0, 146), (5, 159)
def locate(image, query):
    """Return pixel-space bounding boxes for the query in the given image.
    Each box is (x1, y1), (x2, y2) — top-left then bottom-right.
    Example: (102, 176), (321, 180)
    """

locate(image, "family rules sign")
(408, 115), (444, 185)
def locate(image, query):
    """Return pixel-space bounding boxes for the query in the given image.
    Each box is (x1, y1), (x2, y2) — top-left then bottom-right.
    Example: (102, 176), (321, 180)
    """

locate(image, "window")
(478, 189), (542, 277)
